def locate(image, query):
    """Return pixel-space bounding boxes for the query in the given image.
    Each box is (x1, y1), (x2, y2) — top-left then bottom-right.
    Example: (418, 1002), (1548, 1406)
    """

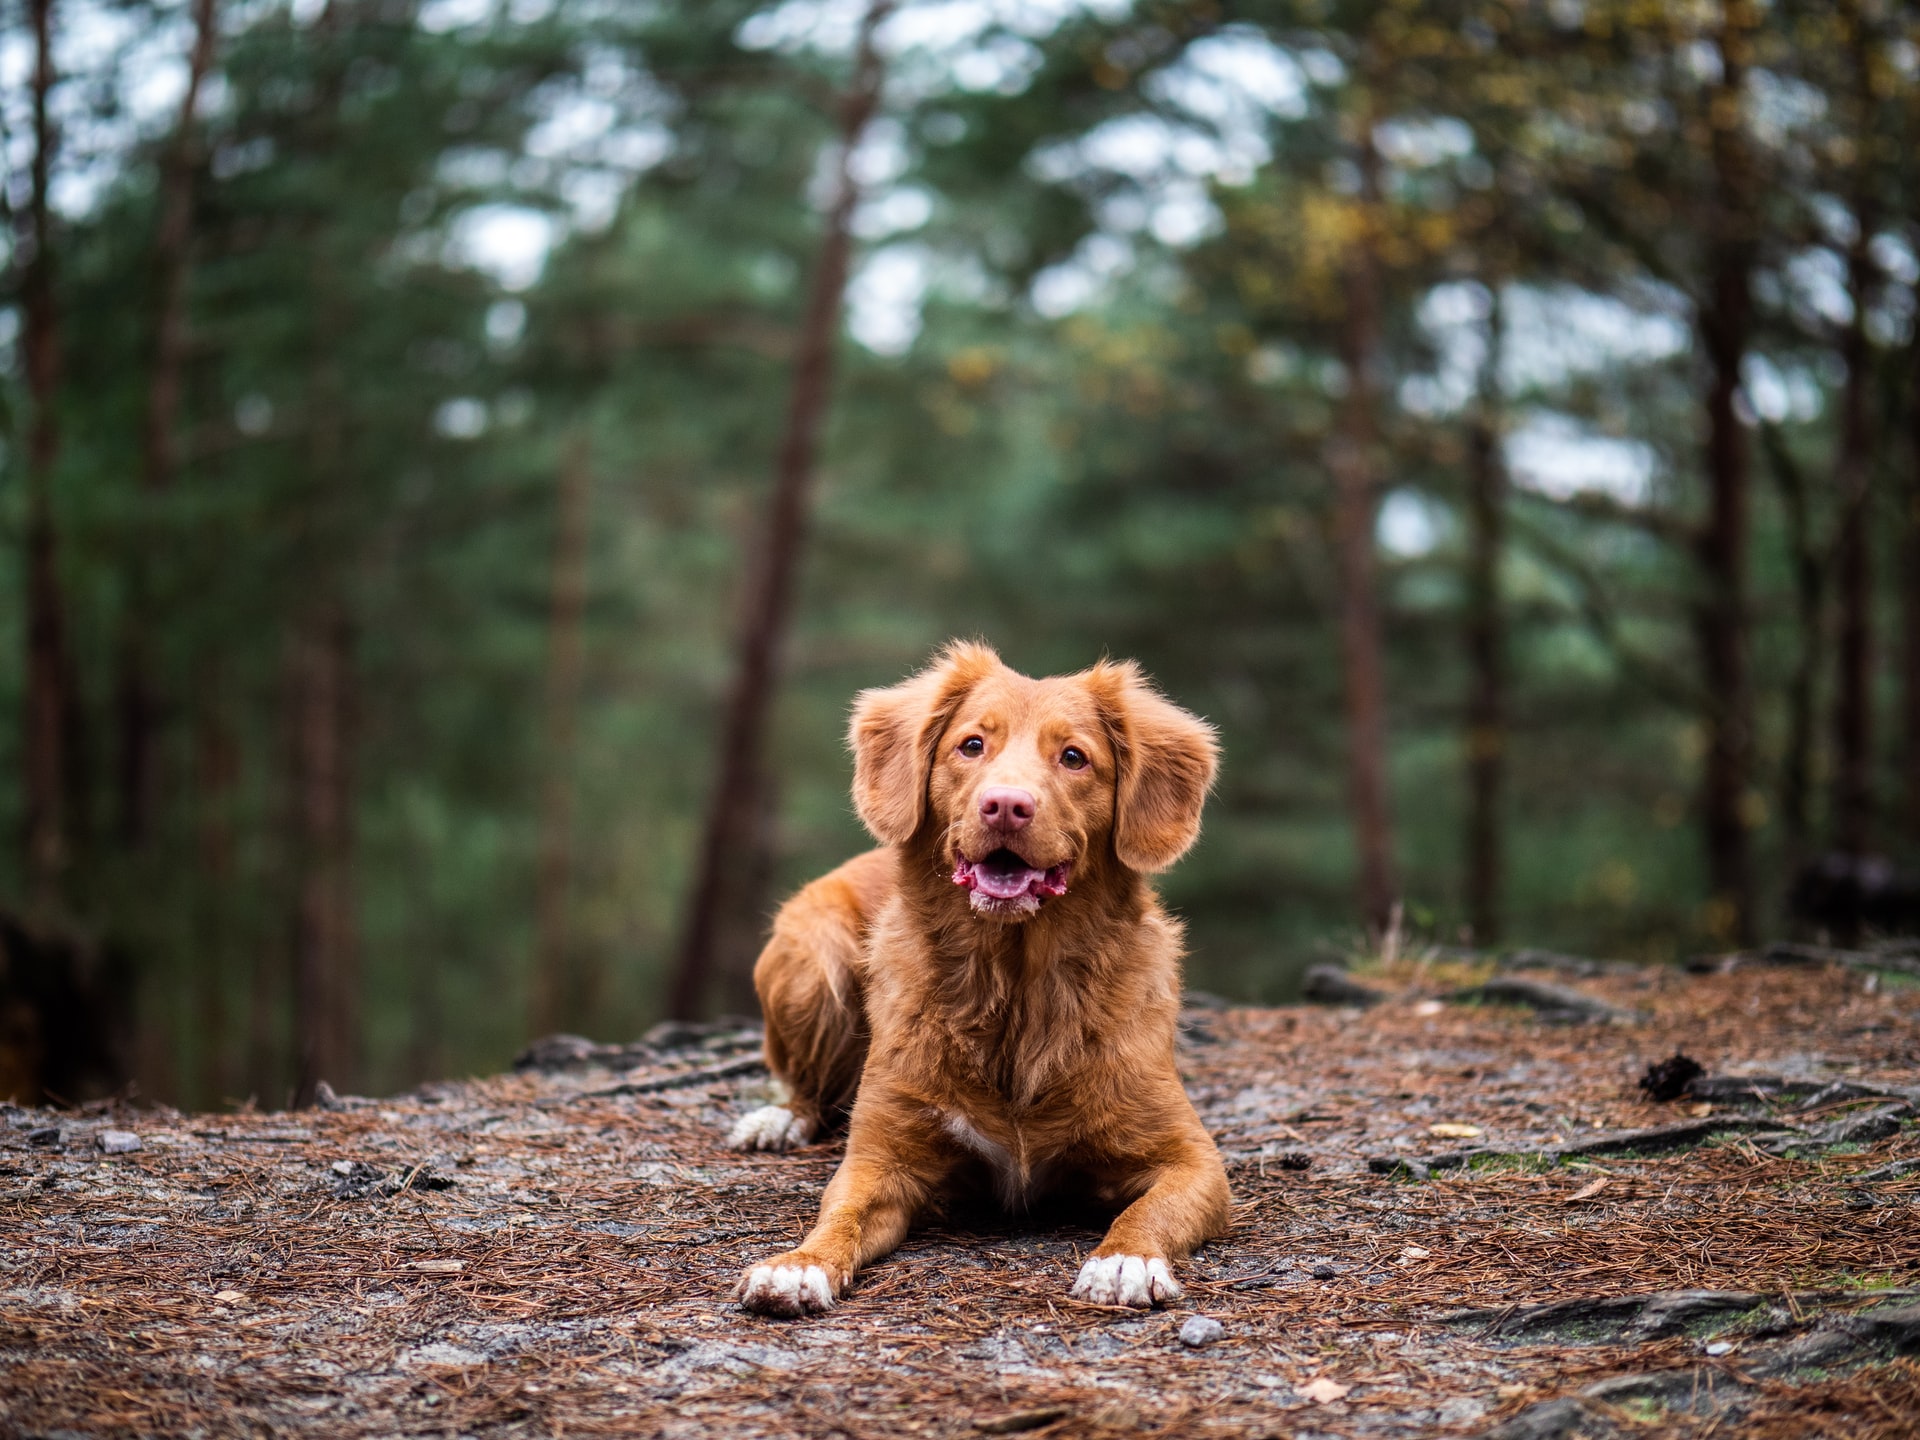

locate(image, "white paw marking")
(1071, 1253), (1183, 1308)
(728, 1105), (814, 1152)
(738, 1262), (835, 1317)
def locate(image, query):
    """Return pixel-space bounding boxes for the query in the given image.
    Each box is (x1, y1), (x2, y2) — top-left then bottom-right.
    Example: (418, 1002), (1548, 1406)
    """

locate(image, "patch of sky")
(434, 397), (489, 440)
(1031, 233), (1134, 319)
(1783, 246), (1853, 330)
(1740, 354), (1823, 425)
(1373, 116), (1473, 169)
(847, 244), (931, 355)
(1377, 488), (1449, 558)
(1506, 411), (1655, 506)
(1498, 284), (1688, 395)
(446, 204), (554, 291)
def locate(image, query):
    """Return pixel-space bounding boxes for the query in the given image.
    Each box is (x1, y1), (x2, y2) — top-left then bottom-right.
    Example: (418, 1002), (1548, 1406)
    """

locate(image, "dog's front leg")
(737, 1130), (949, 1317)
(1072, 1143), (1230, 1310)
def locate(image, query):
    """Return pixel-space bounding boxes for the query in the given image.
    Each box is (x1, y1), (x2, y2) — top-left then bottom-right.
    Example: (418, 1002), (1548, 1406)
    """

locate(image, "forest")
(1, 0), (1917, 1109)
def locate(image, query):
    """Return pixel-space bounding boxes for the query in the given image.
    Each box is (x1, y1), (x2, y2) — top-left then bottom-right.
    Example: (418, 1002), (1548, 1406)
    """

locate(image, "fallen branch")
(540, 1053), (770, 1104)
(1369, 1116), (1803, 1178)
(1448, 976), (1640, 1024)
(1688, 941), (1920, 980)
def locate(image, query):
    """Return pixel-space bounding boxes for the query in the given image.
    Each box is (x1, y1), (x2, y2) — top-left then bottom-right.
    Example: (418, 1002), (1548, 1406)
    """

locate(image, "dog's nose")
(979, 786), (1035, 832)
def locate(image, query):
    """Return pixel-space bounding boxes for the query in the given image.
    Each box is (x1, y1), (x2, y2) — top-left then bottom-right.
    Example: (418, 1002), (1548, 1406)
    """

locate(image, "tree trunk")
(288, 606), (356, 1108)
(666, 0), (893, 1020)
(1907, 327), (1920, 848)
(21, 0), (71, 916)
(1693, 4), (1757, 945)
(1830, 17), (1877, 862)
(192, 663), (238, 1106)
(1764, 429), (1825, 873)
(116, 0), (219, 850)
(1328, 90), (1397, 938)
(190, 675), (237, 1105)
(1463, 288), (1505, 946)
(530, 433), (593, 1038)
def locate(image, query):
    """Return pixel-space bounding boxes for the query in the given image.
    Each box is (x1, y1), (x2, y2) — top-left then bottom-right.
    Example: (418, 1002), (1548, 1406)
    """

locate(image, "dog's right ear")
(849, 640), (1000, 845)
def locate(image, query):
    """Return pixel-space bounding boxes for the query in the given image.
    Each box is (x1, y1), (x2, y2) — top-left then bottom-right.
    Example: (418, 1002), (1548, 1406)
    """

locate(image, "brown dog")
(731, 641), (1230, 1316)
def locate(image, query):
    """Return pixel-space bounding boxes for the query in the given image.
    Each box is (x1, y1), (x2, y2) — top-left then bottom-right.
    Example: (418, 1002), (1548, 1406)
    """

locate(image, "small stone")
(1311, 1263), (1337, 1280)
(1704, 1341), (1733, 1356)
(97, 1130), (142, 1154)
(1178, 1315), (1224, 1348)
(27, 1126), (61, 1147)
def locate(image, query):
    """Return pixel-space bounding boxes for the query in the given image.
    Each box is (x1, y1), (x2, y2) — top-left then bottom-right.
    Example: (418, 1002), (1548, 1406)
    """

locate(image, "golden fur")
(733, 641), (1230, 1316)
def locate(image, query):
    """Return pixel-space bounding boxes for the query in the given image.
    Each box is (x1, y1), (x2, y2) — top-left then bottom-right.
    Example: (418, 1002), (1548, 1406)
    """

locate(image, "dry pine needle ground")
(3, 960), (1918, 1439)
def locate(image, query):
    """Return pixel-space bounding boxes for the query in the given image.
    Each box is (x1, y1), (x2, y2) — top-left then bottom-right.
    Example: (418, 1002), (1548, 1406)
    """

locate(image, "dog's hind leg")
(728, 850), (887, 1152)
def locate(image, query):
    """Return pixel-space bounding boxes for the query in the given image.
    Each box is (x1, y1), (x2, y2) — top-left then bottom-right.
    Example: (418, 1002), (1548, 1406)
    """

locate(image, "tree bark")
(1693, 3), (1757, 945)
(192, 665), (238, 1107)
(1328, 89), (1397, 938)
(1829, 13), (1877, 862)
(116, 0), (219, 850)
(666, 0), (893, 1020)
(1464, 288), (1505, 946)
(1762, 428), (1825, 873)
(288, 606), (356, 1108)
(21, 0), (72, 916)
(1907, 326), (1920, 848)
(530, 433), (594, 1037)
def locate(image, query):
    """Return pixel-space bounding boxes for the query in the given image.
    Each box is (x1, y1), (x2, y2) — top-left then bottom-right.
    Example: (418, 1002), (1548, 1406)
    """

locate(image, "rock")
(1274, 1150), (1312, 1171)
(329, 1159), (455, 1199)
(1301, 965), (1387, 1007)
(1310, 1263), (1337, 1280)
(27, 1125), (61, 1147)
(1178, 1315), (1224, 1348)
(512, 1034), (604, 1070)
(1812, 1104), (1909, 1147)
(96, 1130), (142, 1154)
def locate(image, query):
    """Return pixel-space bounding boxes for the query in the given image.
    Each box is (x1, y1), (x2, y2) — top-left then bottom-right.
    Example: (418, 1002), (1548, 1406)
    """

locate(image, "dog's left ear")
(1091, 661), (1220, 873)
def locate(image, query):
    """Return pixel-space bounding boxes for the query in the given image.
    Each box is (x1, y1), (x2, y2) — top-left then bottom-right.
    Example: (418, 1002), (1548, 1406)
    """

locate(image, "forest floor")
(4, 952), (1920, 1440)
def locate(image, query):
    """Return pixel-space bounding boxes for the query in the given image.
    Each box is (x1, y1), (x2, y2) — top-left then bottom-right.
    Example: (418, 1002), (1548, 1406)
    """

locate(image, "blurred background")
(1, 0), (1917, 1109)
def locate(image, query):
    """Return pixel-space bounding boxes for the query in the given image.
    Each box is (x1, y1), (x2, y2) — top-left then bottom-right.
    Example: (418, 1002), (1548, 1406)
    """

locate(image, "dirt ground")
(4, 953), (1919, 1440)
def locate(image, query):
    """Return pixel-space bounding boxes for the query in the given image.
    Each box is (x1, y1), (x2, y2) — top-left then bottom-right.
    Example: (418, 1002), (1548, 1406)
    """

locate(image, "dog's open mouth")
(952, 848), (1072, 917)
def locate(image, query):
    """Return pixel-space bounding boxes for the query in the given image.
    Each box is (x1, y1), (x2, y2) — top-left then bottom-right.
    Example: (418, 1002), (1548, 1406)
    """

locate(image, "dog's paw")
(737, 1256), (838, 1317)
(728, 1105), (814, 1152)
(1071, 1253), (1183, 1308)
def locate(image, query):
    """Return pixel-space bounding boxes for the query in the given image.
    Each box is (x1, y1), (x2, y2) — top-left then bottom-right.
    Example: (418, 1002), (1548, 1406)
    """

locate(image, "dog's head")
(848, 641), (1218, 921)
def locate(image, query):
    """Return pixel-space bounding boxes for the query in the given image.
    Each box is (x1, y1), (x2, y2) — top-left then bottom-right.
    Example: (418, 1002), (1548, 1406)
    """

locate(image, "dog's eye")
(958, 736), (985, 758)
(1060, 746), (1089, 770)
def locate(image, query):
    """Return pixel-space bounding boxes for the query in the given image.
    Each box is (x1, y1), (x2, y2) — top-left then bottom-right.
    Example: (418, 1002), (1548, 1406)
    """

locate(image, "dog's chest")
(934, 1104), (1039, 1204)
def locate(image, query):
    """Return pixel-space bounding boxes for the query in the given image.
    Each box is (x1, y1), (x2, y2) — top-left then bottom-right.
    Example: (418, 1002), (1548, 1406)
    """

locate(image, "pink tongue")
(974, 861), (1041, 900)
